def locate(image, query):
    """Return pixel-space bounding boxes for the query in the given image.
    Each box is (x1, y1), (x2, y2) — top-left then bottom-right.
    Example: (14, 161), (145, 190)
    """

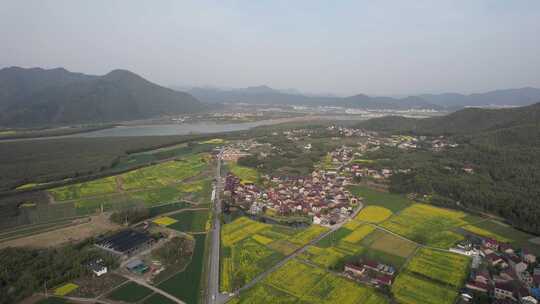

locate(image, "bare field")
(0, 213), (120, 248)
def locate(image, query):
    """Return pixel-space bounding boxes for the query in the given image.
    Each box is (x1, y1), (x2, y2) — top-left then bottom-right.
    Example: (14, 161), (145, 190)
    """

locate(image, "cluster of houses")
(451, 237), (540, 303)
(220, 140), (267, 161)
(224, 169), (359, 226)
(327, 146), (395, 181)
(344, 260), (396, 287)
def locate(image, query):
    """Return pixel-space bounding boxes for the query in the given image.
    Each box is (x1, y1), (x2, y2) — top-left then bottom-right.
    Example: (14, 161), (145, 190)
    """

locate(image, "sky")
(1, 0), (540, 96)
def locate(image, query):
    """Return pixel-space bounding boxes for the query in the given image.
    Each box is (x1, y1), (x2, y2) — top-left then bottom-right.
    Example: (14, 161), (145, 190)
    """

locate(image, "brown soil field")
(0, 213), (120, 248)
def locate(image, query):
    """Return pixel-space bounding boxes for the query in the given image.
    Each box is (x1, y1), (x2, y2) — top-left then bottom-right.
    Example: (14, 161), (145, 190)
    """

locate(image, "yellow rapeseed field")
(355, 206), (393, 223)
(342, 225), (375, 244)
(252, 234), (274, 245)
(153, 216), (178, 226)
(288, 225), (329, 246)
(54, 283), (79, 296)
(221, 217), (269, 246)
(461, 224), (511, 243)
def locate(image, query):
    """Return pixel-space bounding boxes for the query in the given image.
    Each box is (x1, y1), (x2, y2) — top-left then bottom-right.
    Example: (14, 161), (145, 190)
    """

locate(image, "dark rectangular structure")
(95, 229), (153, 256)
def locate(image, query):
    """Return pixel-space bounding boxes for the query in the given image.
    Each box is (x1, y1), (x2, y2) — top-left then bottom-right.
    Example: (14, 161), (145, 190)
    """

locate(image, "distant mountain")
(419, 87), (540, 108)
(187, 86), (443, 110)
(187, 85), (540, 110)
(356, 102), (540, 135)
(0, 67), (207, 127)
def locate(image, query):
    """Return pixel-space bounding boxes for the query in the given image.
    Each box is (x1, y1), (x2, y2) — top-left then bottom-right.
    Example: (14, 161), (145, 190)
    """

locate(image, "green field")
(158, 234), (206, 304)
(234, 259), (388, 304)
(406, 248), (469, 288)
(362, 229), (417, 259)
(143, 293), (177, 304)
(380, 204), (470, 248)
(220, 217), (331, 292)
(288, 225), (329, 246)
(461, 219), (540, 254)
(392, 272), (458, 304)
(49, 176), (117, 201)
(354, 206), (393, 223)
(168, 210), (210, 233)
(347, 186), (411, 213)
(35, 297), (70, 304)
(106, 282), (153, 303)
(121, 155), (209, 190)
(228, 163), (260, 184)
(226, 237), (284, 290)
(49, 154), (210, 203)
(46, 153), (212, 217)
(316, 227), (353, 248)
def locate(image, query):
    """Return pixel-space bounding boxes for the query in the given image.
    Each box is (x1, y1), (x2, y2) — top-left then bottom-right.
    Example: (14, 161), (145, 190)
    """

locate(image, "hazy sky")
(1, 1), (540, 96)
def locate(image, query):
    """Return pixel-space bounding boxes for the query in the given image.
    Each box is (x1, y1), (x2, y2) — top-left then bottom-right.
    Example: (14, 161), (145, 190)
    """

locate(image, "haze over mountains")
(187, 85), (540, 110)
(356, 102), (540, 137)
(1, 66), (540, 127)
(0, 67), (206, 127)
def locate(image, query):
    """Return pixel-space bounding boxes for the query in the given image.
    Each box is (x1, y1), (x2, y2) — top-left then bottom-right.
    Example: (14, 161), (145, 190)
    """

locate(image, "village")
(450, 236), (540, 303)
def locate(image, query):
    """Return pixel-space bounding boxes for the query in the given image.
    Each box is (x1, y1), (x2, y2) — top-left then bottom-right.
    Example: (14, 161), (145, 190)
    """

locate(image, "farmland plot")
(288, 225), (329, 246)
(106, 282), (153, 303)
(354, 206), (393, 223)
(366, 230), (417, 258)
(122, 156), (208, 190)
(341, 225), (375, 244)
(233, 284), (300, 304)
(158, 234), (206, 304)
(49, 177), (117, 201)
(221, 217), (270, 246)
(264, 259), (328, 298)
(380, 204), (469, 248)
(406, 248), (470, 288)
(303, 274), (382, 304)
(227, 237), (284, 290)
(298, 246), (348, 268)
(347, 186), (411, 213)
(168, 209), (209, 233)
(392, 272), (457, 304)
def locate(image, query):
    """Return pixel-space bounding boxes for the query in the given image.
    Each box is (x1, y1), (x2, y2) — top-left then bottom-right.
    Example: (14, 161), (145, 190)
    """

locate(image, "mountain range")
(0, 67), (207, 127)
(187, 85), (540, 111)
(1, 66), (539, 127)
(355, 102), (540, 137)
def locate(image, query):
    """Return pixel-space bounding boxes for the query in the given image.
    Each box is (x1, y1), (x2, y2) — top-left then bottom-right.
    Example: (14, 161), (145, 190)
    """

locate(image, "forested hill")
(356, 102), (540, 135)
(0, 67), (207, 127)
(358, 103), (540, 234)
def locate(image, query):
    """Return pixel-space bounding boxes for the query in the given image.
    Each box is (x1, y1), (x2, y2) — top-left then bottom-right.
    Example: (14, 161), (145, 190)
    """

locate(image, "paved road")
(207, 149), (226, 304)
